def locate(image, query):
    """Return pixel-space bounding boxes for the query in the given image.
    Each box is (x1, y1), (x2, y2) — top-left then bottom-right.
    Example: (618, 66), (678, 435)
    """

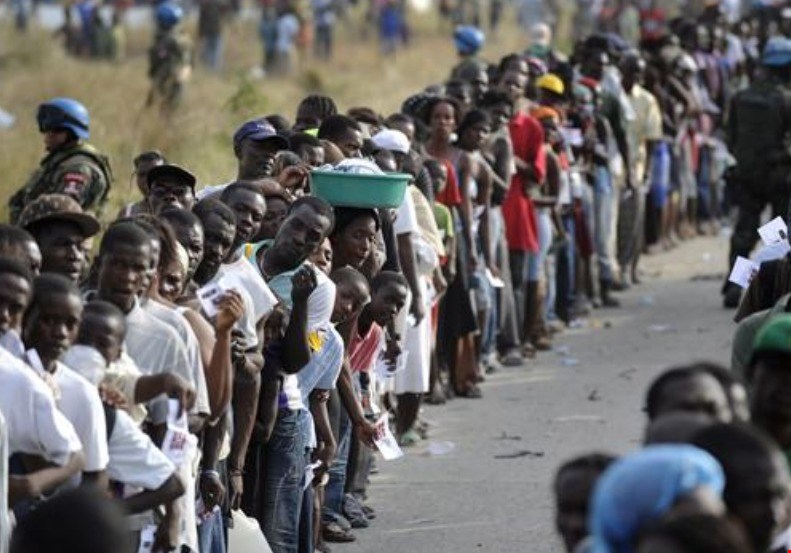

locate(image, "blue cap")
(233, 119), (289, 150)
(763, 37), (791, 67)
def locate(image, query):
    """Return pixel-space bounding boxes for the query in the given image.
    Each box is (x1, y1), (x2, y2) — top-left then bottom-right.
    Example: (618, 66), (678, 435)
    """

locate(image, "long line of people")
(0, 2), (777, 551)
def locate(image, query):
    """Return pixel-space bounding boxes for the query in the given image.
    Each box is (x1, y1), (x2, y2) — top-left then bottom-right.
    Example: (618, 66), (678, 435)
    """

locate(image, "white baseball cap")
(371, 129), (411, 155)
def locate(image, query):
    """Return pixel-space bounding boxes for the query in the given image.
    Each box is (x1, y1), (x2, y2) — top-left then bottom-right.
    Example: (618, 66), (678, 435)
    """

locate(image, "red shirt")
(435, 159), (462, 207)
(502, 112), (546, 252)
(349, 321), (383, 373)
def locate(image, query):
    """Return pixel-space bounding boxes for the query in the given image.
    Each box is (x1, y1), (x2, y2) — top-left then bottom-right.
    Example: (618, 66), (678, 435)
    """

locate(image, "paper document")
(728, 256), (760, 289)
(758, 217), (788, 246)
(373, 416), (404, 461)
(374, 350), (408, 380)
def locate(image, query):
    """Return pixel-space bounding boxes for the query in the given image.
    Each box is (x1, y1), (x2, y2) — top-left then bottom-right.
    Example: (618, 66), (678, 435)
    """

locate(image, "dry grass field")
(0, 4), (571, 215)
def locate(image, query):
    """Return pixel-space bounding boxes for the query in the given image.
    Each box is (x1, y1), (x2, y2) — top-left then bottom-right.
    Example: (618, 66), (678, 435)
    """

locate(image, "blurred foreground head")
(10, 488), (132, 553)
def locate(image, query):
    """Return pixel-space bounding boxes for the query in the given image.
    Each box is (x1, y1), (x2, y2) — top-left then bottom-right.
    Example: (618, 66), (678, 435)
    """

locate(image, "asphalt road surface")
(345, 235), (734, 553)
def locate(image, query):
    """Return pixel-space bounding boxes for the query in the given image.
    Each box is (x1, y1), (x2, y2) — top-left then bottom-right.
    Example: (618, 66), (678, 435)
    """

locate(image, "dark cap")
(18, 193), (101, 237)
(147, 163), (197, 190)
(233, 119), (289, 151)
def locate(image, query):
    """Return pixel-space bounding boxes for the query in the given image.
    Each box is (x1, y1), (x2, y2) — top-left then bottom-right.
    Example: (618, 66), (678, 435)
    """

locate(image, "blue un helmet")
(36, 97), (90, 140)
(762, 36), (791, 67)
(155, 2), (183, 30)
(454, 25), (485, 56)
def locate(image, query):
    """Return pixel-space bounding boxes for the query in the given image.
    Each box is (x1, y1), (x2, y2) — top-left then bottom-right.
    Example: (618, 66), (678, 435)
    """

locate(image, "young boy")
(61, 300), (186, 548)
(22, 273), (109, 487)
(324, 271), (407, 539)
(63, 300), (194, 425)
(554, 453), (616, 553)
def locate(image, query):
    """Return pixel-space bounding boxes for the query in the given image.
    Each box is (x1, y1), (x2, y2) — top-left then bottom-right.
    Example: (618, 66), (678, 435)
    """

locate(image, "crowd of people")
(6, 0), (791, 552)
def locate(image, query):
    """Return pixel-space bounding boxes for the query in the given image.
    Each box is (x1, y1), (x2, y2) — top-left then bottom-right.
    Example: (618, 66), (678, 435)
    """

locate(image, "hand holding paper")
(373, 416), (404, 461)
(758, 216), (789, 246)
(728, 256), (760, 289)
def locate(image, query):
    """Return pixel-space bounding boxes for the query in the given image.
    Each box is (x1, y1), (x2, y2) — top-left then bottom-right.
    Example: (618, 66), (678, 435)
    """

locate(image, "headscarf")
(589, 445), (725, 553)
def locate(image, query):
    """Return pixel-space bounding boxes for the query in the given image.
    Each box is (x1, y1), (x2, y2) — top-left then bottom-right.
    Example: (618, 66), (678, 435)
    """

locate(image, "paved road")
(343, 235), (734, 553)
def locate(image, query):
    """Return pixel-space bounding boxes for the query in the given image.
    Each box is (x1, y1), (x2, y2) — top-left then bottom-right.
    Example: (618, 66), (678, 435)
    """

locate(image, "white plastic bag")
(228, 510), (272, 553)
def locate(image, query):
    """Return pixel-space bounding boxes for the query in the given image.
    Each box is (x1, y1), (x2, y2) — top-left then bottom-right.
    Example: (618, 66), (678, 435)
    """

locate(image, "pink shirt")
(349, 322), (383, 373)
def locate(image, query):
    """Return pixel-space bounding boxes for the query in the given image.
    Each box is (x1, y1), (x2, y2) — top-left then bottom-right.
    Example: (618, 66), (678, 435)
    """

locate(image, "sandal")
(456, 385), (483, 399)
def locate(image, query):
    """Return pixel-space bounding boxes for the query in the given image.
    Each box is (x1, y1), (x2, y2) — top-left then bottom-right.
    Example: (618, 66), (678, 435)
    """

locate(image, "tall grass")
(0, 6), (539, 215)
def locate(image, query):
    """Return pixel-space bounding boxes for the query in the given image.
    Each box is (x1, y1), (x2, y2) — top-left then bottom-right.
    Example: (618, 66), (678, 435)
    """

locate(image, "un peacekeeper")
(724, 37), (791, 309)
(148, 2), (193, 112)
(9, 98), (112, 224)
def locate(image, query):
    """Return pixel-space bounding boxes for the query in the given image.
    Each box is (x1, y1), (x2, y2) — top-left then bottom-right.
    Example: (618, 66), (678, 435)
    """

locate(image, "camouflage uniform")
(148, 29), (194, 111)
(9, 142), (113, 224)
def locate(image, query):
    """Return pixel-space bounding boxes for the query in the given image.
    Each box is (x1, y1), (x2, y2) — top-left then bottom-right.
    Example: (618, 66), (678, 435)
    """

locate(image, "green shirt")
(732, 294), (791, 384)
(433, 203), (454, 241)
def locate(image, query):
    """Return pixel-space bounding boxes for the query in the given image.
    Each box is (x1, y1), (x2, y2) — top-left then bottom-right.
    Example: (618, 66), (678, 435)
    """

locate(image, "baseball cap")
(147, 163), (197, 190)
(752, 314), (791, 359)
(233, 119), (289, 151)
(371, 129), (410, 155)
(536, 73), (565, 96)
(18, 193), (101, 237)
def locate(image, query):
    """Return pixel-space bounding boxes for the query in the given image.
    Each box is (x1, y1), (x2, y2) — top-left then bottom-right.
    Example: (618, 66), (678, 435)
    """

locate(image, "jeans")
(262, 409), (313, 553)
(314, 24), (333, 59)
(200, 34), (224, 71)
(528, 209), (552, 282)
(492, 207), (520, 351)
(259, 14), (278, 69)
(593, 165), (617, 282)
(509, 250), (529, 335)
(555, 212), (576, 323)
(322, 400), (351, 524)
(197, 509), (226, 553)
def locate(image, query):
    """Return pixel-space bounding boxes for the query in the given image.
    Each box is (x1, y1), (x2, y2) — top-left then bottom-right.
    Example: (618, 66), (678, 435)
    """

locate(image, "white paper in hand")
(304, 460), (322, 491)
(162, 399), (197, 466)
(374, 350), (408, 380)
(197, 282), (223, 318)
(485, 268), (505, 288)
(754, 240), (791, 265)
(758, 217), (788, 246)
(137, 524), (157, 553)
(373, 416), (404, 461)
(728, 256), (760, 289)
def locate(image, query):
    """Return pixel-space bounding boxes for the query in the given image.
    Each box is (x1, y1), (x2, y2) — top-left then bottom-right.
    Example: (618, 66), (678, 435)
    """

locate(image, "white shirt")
(195, 181), (232, 202)
(0, 347), (81, 465)
(63, 345), (147, 425)
(211, 255), (277, 349)
(107, 408), (174, 491)
(51, 361), (109, 474)
(123, 298), (194, 425)
(0, 411), (8, 553)
(393, 190), (419, 236)
(144, 300), (211, 417)
(276, 14), (300, 53)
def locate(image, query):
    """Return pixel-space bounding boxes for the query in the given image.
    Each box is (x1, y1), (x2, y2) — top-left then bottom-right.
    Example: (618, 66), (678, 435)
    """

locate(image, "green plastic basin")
(311, 170), (410, 209)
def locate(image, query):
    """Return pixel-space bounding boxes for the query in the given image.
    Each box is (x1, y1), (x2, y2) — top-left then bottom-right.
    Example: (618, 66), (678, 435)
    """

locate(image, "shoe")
(599, 279), (621, 308)
(456, 385), (483, 398)
(323, 522), (356, 543)
(361, 504), (376, 519)
(425, 382), (447, 405)
(500, 349), (523, 367)
(398, 429), (421, 447)
(344, 494), (370, 528)
(610, 277), (629, 292)
(723, 284), (741, 309)
(316, 543), (332, 553)
(530, 334), (553, 351)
